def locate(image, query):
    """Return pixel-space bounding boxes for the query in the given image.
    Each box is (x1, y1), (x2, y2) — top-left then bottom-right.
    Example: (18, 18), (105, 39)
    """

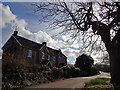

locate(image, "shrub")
(86, 67), (100, 76)
(2, 53), (31, 74)
(51, 67), (64, 79)
(61, 65), (80, 78)
(75, 54), (94, 70)
(93, 64), (110, 72)
(41, 65), (51, 71)
(2, 53), (66, 89)
(23, 79), (32, 87)
(28, 64), (42, 73)
(79, 67), (100, 77)
(2, 82), (13, 89)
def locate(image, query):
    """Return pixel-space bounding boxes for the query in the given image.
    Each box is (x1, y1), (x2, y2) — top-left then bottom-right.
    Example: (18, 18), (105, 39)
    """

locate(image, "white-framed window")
(42, 52), (45, 59)
(48, 54), (50, 60)
(53, 56), (56, 61)
(28, 50), (32, 58)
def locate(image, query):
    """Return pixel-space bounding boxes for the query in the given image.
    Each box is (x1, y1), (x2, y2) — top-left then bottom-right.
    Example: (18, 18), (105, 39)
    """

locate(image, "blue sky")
(0, 2), (103, 64)
(1, 2), (81, 64)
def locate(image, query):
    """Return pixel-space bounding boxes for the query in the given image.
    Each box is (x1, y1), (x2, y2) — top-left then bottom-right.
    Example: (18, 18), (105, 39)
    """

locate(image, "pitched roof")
(13, 35), (64, 56)
(2, 30), (66, 57)
(47, 47), (59, 55)
(13, 35), (42, 49)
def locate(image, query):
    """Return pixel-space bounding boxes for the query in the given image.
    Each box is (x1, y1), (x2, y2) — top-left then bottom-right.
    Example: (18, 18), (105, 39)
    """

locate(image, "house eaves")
(12, 35), (22, 46)
(39, 44), (50, 53)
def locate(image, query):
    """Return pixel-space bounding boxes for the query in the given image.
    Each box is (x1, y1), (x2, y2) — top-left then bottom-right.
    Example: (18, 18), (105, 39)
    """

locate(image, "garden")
(2, 53), (99, 89)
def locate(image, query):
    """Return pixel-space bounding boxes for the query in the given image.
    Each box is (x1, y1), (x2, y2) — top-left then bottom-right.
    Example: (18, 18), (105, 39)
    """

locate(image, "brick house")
(2, 31), (67, 67)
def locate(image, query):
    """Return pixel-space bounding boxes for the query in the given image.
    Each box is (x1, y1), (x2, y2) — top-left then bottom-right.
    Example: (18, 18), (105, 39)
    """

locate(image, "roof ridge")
(16, 35), (42, 45)
(47, 47), (59, 51)
(14, 35), (65, 56)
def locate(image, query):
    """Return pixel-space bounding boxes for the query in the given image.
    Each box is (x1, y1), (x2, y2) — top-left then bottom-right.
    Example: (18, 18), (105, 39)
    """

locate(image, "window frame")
(48, 54), (50, 60)
(53, 56), (56, 61)
(27, 50), (32, 58)
(42, 52), (45, 59)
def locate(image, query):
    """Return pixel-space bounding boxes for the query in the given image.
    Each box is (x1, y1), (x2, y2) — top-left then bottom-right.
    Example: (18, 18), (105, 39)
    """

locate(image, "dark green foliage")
(51, 67), (64, 79)
(61, 64), (99, 78)
(2, 53), (64, 89)
(41, 65), (51, 71)
(61, 65), (80, 78)
(93, 64), (110, 72)
(79, 67), (100, 77)
(2, 53), (99, 89)
(75, 54), (94, 70)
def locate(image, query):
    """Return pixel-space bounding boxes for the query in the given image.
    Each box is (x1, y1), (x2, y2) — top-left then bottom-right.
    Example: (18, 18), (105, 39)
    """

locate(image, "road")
(26, 71), (110, 89)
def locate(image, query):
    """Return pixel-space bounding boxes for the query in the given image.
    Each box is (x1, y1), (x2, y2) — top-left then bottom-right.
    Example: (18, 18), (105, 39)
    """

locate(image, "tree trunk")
(109, 42), (120, 89)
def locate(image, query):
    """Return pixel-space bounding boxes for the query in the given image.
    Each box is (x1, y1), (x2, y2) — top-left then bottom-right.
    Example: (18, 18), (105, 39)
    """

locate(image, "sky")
(0, 2), (103, 64)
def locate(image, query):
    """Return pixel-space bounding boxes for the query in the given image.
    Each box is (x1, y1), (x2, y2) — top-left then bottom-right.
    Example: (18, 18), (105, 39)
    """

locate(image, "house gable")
(2, 35), (21, 52)
(39, 44), (49, 53)
(2, 36), (19, 51)
(2, 31), (67, 67)
(57, 50), (67, 66)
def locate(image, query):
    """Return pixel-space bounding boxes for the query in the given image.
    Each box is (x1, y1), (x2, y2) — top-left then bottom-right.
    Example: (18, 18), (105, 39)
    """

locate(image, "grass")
(85, 77), (114, 89)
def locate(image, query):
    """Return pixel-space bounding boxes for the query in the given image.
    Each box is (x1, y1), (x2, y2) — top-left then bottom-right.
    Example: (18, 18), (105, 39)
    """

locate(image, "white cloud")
(0, 50), (2, 59)
(62, 48), (80, 58)
(1, 3), (82, 64)
(67, 56), (76, 65)
(1, 3), (105, 64)
(62, 35), (79, 48)
(0, 3), (16, 28)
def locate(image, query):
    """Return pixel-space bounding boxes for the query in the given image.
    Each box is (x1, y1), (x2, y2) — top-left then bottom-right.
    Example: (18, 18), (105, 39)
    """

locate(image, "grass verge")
(84, 77), (114, 89)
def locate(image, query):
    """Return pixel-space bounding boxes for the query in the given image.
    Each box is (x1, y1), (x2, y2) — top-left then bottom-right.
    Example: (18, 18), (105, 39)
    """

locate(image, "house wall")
(21, 47), (37, 63)
(2, 36), (67, 67)
(20, 46), (67, 67)
(39, 46), (49, 63)
(37, 46), (58, 67)
(2, 36), (21, 59)
(51, 55), (57, 67)
(57, 53), (67, 66)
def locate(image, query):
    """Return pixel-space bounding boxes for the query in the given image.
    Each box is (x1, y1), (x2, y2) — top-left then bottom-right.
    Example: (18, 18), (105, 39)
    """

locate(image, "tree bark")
(109, 35), (120, 89)
(97, 22), (120, 89)
(110, 53), (120, 89)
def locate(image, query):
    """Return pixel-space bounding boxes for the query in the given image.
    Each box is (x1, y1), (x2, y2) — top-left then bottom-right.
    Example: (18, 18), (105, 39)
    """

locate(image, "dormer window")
(28, 50), (32, 58)
(42, 52), (45, 59)
(48, 54), (50, 60)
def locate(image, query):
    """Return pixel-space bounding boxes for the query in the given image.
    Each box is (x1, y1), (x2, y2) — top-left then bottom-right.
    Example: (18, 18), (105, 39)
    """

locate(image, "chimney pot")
(13, 31), (18, 36)
(59, 49), (61, 52)
(42, 42), (46, 46)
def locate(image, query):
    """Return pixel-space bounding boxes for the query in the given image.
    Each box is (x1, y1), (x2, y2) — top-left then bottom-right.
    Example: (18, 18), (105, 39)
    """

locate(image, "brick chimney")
(13, 31), (18, 36)
(59, 49), (61, 52)
(42, 42), (47, 46)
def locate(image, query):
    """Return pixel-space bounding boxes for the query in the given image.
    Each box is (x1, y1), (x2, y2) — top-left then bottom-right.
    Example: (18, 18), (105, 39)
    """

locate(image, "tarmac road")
(25, 71), (110, 89)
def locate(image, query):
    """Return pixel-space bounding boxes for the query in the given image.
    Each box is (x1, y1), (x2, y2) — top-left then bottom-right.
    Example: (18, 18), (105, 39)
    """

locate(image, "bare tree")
(33, 1), (120, 88)
(101, 52), (110, 65)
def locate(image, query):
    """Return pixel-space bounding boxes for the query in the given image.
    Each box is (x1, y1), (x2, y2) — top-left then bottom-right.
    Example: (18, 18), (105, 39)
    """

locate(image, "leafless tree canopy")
(33, 1), (120, 55)
(33, 1), (120, 86)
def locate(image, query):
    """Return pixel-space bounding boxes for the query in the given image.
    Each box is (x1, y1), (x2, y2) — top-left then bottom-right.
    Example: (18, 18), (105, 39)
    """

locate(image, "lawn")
(84, 77), (114, 89)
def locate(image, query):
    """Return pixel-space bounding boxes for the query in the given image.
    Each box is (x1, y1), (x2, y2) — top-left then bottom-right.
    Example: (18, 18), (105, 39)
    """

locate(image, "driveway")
(26, 71), (110, 89)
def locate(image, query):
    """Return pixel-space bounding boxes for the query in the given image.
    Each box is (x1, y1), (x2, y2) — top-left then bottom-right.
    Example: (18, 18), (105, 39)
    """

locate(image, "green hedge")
(61, 65), (80, 78)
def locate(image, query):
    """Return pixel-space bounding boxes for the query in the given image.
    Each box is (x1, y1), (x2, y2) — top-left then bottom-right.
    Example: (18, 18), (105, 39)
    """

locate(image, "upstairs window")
(48, 55), (50, 60)
(53, 56), (56, 61)
(42, 52), (45, 59)
(28, 50), (32, 58)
